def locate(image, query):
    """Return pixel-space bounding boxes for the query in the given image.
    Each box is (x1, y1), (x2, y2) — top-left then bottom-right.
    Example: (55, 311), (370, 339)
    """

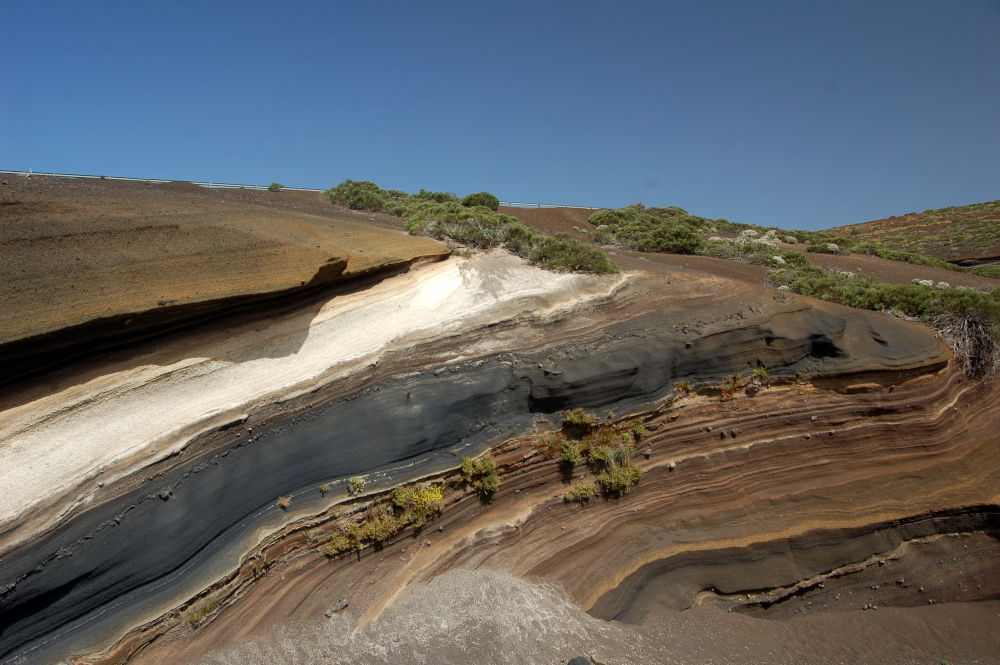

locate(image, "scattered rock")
(668, 461), (676, 470)
(324, 599), (349, 617)
(567, 658), (591, 665)
(810, 415), (818, 422)
(643, 449), (652, 459)
(158, 490), (172, 501)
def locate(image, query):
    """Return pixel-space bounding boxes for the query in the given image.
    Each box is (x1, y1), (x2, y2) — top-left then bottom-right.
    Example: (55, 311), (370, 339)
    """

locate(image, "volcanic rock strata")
(114, 358), (1000, 665)
(1, 181), (996, 664)
(0, 245), (960, 664)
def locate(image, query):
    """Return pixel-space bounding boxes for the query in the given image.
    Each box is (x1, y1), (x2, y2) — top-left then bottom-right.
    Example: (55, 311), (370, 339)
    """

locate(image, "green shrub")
(347, 476), (366, 496)
(806, 242), (850, 255)
(391, 484), (445, 527)
(462, 191), (500, 210)
(347, 509), (405, 545)
(597, 463), (642, 496)
(560, 442), (583, 465)
(461, 456), (500, 494)
(589, 204), (707, 254)
(781, 250), (812, 269)
(562, 407), (598, 429)
(564, 479), (595, 503)
(852, 243), (965, 272)
(704, 234), (786, 265)
(326, 179), (391, 211)
(325, 180), (618, 274)
(970, 264), (1000, 279)
(323, 531), (353, 557)
(267, 182), (284, 192)
(406, 205), (619, 274)
(585, 444), (609, 466)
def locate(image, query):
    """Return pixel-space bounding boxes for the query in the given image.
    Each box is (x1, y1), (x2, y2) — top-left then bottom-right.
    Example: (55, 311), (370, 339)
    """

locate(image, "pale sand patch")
(0, 253), (626, 549)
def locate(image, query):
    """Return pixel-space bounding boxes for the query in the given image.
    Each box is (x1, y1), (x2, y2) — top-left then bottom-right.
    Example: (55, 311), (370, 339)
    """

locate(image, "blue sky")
(2, 1), (998, 230)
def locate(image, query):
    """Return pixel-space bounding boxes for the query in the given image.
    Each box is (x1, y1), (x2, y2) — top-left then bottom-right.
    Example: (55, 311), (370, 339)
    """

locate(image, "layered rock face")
(0, 179), (997, 665)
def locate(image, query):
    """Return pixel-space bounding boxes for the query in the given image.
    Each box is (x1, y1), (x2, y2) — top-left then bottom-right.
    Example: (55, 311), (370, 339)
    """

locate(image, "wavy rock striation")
(0, 252), (957, 664)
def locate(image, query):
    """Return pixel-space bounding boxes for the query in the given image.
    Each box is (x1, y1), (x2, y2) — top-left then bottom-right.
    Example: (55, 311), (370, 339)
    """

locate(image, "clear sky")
(3, 1), (998, 230)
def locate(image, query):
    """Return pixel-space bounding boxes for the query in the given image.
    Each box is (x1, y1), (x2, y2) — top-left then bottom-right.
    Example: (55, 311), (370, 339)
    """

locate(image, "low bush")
(560, 442), (583, 466)
(347, 476), (366, 496)
(462, 191), (500, 210)
(970, 264), (1000, 279)
(588, 204), (709, 254)
(703, 232), (787, 266)
(562, 407), (597, 429)
(325, 179), (618, 274)
(806, 242), (850, 255)
(391, 484), (445, 527)
(461, 456), (500, 495)
(564, 479), (595, 503)
(267, 182), (284, 192)
(852, 243), (966, 272)
(408, 208), (619, 274)
(326, 179), (391, 211)
(597, 463), (642, 496)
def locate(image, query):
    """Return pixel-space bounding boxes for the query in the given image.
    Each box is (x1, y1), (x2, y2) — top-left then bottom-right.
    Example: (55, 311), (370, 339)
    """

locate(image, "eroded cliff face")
(1, 181), (996, 665)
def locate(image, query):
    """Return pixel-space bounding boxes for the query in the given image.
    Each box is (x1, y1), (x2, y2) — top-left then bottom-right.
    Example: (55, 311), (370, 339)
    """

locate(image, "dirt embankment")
(0, 177), (447, 388)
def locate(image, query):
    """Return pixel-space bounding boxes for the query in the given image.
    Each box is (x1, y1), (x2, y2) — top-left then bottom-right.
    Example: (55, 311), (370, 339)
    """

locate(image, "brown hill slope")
(0, 176), (448, 385)
(828, 199), (1000, 263)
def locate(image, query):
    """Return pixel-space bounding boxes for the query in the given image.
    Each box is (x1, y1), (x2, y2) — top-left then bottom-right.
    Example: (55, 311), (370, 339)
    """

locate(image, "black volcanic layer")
(0, 303), (942, 664)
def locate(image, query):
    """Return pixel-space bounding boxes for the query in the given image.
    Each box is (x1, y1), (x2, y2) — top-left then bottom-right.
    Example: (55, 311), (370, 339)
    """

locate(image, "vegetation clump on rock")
(347, 476), (366, 496)
(391, 483), (445, 527)
(564, 479), (595, 503)
(326, 179), (618, 274)
(461, 455), (500, 495)
(323, 483), (447, 558)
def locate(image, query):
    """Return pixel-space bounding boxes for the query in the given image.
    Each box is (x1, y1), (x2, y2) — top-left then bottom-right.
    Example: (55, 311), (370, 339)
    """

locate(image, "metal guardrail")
(499, 201), (601, 210)
(0, 170), (600, 208)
